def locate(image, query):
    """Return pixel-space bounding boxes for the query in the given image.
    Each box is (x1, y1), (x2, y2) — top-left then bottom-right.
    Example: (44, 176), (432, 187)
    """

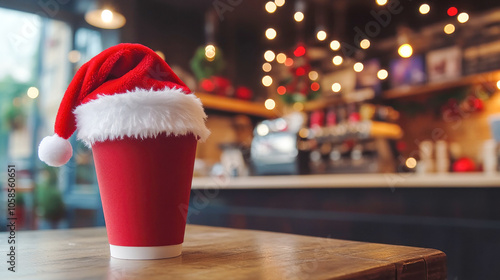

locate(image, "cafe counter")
(189, 172), (500, 279)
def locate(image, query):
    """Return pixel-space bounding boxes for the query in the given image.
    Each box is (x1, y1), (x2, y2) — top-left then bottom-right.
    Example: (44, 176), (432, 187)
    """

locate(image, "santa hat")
(38, 43), (210, 167)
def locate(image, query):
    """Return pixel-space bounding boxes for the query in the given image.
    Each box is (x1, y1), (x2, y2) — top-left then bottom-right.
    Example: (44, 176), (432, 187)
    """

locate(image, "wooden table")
(0, 225), (446, 280)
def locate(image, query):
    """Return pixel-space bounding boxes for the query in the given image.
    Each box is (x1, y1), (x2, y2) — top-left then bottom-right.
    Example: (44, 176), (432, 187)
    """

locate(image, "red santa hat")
(38, 43), (210, 167)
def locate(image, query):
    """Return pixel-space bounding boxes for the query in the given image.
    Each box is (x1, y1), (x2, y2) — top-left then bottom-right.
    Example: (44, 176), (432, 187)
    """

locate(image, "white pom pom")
(38, 134), (73, 167)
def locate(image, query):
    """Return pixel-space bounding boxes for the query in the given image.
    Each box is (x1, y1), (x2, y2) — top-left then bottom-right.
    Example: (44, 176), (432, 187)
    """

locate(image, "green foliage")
(35, 166), (65, 221)
(190, 46), (225, 81)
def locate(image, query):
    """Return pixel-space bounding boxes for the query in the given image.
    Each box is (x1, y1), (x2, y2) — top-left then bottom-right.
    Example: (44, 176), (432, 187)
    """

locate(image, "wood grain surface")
(0, 225), (446, 280)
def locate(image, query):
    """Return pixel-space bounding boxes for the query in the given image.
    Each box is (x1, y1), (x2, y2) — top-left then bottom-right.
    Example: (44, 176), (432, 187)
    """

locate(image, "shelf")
(382, 69), (500, 99)
(302, 70), (500, 111)
(196, 92), (277, 118)
(192, 173), (500, 189)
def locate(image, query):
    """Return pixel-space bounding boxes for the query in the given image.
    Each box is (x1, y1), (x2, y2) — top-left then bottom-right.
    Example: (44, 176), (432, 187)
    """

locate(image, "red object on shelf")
(235, 86), (253, 100)
(294, 45), (306, 57)
(309, 110), (325, 129)
(295, 67), (306, 76)
(326, 109), (336, 127)
(200, 79), (215, 92)
(452, 157), (476, 172)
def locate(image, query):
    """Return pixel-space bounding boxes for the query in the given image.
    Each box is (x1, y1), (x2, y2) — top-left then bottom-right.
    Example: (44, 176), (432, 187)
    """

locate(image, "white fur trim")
(38, 134), (73, 167)
(74, 88), (210, 146)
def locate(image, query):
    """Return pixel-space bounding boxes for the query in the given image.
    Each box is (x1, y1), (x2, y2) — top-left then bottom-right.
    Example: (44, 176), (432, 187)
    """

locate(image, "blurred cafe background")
(1, 0), (500, 278)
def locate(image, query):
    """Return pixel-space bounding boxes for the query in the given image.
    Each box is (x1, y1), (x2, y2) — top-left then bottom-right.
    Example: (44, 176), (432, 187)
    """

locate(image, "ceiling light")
(85, 8), (126, 29)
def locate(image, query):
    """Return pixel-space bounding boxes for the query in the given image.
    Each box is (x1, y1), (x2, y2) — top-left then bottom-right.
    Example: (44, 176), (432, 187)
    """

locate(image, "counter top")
(0, 225), (446, 280)
(192, 173), (500, 189)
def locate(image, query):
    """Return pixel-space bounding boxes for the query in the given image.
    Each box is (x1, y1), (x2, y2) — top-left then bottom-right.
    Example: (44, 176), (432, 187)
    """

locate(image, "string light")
(277, 86), (287, 95)
(294, 11), (304, 22)
(377, 69), (389, 80)
(444, 23), (455, 34)
(316, 30), (327, 41)
(265, 99), (276, 110)
(360, 39), (370, 49)
(205, 45), (216, 61)
(275, 0), (285, 7)
(405, 157), (417, 168)
(262, 75), (273, 87)
(27, 87), (39, 99)
(447, 7), (458, 17)
(496, 80), (500, 90)
(311, 82), (320, 91)
(332, 55), (343, 66)
(308, 70), (319, 81)
(264, 50), (275, 62)
(265, 1), (277, 13)
(353, 62), (364, 72)
(419, 4), (430, 15)
(262, 62), (272, 72)
(457, 12), (469, 23)
(331, 83), (341, 93)
(265, 28), (277, 40)
(376, 0), (387, 6)
(276, 53), (287, 63)
(398, 44), (413, 58)
(284, 58), (294, 66)
(101, 9), (113, 23)
(330, 40), (341, 51)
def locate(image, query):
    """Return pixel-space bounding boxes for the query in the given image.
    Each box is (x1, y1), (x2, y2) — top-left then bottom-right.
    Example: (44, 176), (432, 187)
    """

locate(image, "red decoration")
(309, 110), (325, 129)
(452, 157), (476, 172)
(294, 45), (306, 57)
(235, 86), (253, 100)
(310, 82), (320, 91)
(200, 79), (215, 92)
(212, 76), (232, 96)
(277, 86), (287, 95)
(447, 7), (458, 16)
(295, 67), (306, 76)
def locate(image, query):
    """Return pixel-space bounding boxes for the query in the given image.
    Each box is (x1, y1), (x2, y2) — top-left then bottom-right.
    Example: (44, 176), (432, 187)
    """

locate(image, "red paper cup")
(92, 133), (197, 260)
